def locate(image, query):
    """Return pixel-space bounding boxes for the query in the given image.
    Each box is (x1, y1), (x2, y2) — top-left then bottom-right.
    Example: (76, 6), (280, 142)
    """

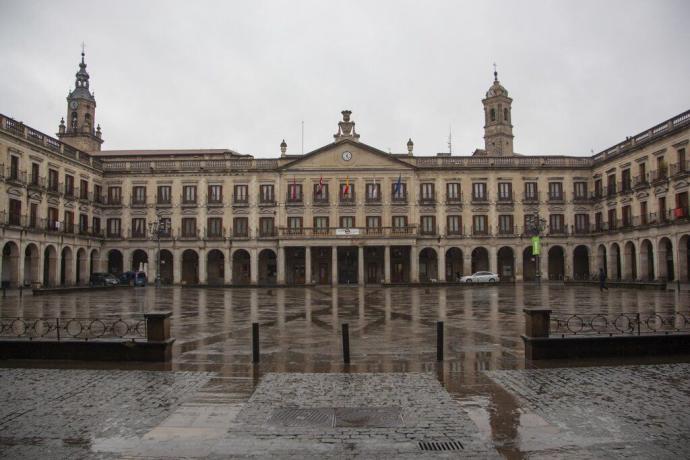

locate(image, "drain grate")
(418, 440), (464, 451)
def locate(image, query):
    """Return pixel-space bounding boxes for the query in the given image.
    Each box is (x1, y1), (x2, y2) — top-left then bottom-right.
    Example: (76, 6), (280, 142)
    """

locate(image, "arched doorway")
(131, 249), (148, 272)
(610, 243), (621, 280)
(23, 243), (40, 286)
(90, 249), (100, 274)
(1, 241), (20, 287)
(76, 248), (88, 285)
(597, 245), (607, 276)
(522, 246), (537, 281)
(445, 247), (463, 282)
(207, 249), (225, 285)
(679, 234), (689, 282)
(572, 245), (589, 280)
(496, 246), (515, 280)
(547, 246), (565, 280)
(60, 246), (73, 285)
(232, 249), (251, 284)
(639, 239), (654, 280)
(658, 238), (674, 281)
(471, 247), (489, 273)
(43, 245), (58, 286)
(286, 247), (306, 284)
(159, 249), (173, 284)
(181, 249), (199, 284)
(258, 249), (277, 285)
(624, 241), (637, 280)
(107, 249), (123, 276)
(419, 248), (438, 282)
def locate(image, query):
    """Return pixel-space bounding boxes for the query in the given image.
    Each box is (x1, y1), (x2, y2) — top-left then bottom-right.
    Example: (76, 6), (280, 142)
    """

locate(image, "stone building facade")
(1, 56), (689, 287)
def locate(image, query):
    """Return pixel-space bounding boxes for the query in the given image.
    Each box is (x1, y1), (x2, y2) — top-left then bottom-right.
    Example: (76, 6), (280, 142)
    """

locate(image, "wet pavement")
(1, 284), (690, 458)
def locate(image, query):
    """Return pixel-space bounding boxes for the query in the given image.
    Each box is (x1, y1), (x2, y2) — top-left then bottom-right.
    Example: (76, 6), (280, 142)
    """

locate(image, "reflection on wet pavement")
(1, 284), (689, 458)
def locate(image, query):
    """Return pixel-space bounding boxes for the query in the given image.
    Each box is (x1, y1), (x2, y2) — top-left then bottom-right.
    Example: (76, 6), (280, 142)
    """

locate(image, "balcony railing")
(181, 197), (198, 206)
(497, 192), (514, 204)
(156, 198), (172, 207)
(258, 228), (278, 238)
(418, 194), (436, 205)
(178, 228), (200, 240)
(131, 197), (147, 207)
(258, 197), (276, 206)
(339, 191), (356, 205)
(365, 195), (382, 204)
(522, 192), (540, 204)
(207, 197), (223, 207)
(278, 226), (417, 238)
(285, 194), (303, 205)
(5, 167), (27, 185)
(205, 227), (225, 240)
(572, 194), (591, 204)
(103, 196), (122, 206)
(547, 193), (565, 203)
(670, 161), (690, 176)
(650, 168), (668, 183)
(471, 194), (490, 204)
(419, 225), (437, 236)
(391, 193), (408, 204)
(128, 229), (148, 240)
(232, 228), (250, 238)
(446, 194), (463, 205)
(633, 175), (650, 188)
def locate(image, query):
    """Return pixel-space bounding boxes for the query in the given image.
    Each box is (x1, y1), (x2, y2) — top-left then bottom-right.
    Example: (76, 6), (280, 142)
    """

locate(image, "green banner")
(531, 236), (541, 256)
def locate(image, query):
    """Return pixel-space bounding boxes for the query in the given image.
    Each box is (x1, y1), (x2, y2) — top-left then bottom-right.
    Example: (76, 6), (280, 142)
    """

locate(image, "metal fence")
(550, 312), (690, 337)
(0, 316), (147, 341)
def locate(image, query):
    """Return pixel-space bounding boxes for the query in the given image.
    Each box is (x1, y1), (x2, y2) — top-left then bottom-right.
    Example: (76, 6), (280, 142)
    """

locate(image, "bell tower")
(482, 66), (514, 156)
(57, 48), (103, 152)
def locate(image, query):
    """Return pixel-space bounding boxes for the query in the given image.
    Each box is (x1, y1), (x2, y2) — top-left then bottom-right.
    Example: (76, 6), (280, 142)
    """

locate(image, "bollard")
(252, 322), (260, 363)
(2, 287), (5, 298)
(342, 323), (350, 364)
(19, 286), (23, 297)
(436, 321), (444, 362)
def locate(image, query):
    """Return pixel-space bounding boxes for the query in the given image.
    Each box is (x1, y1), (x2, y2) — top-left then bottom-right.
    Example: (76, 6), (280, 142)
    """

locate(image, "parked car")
(133, 271), (147, 287)
(120, 271), (147, 286)
(89, 272), (119, 286)
(460, 271), (500, 283)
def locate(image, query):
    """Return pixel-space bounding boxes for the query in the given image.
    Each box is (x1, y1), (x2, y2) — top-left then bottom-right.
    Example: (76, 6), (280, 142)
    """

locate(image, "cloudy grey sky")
(1, 0), (689, 158)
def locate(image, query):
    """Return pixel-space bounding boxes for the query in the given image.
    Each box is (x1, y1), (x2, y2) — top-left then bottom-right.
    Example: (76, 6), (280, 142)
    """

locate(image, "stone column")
(147, 248), (157, 283)
(357, 246), (364, 285)
(540, 249), (548, 281)
(515, 246), (523, 281)
(606, 244), (617, 280)
(437, 246), (446, 282)
(198, 248), (207, 284)
(489, 246), (497, 274)
(384, 245), (391, 284)
(410, 245), (419, 283)
(331, 246), (338, 285)
(672, 234), (680, 282)
(563, 245), (572, 281)
(55, 250), (62, 286)
(250, 248), (259, 285)
(173, 249), (182, 284)
(463, 250), (472, 276)
(37, 245), (45, 286)
(651, 238), (659, 280)
(17, 244), (26, 287)
(224, 248), (233, 285)
(305, 246), (312, 284)
(122, 249), (131, 274)
(277, 246), (286, 284)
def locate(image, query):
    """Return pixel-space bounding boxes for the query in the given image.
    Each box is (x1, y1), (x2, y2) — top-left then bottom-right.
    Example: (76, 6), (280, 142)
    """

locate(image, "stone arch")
(258, 249), (277, 285)
(522, 246), (537, 281)
(496, 246), (515, 280)
(679, 234), (689, 282)
(76, 248), (88, 285)
(232, 249), (251, 285)
(90, 249), (100, 275)
(1, 241), (20, 287)
(657, 237), (674, 281)
(60, 246), (74, 286)
(471, 246), (489, 273)
(639, 239), (654, 281)
(43, 245), (58, 286)
(23, 243), (40, 286)
(419, 247), (438, 282)
(131, 249), (148, 272)
(597, 244), (607, 276)
(547, 245), (565, 280)
(159, 249), (173, 284)
(181, 249), (199, 284)
(445, 247), (463, 282)
(207, 249), (225, 285)
(107, 249), (123, 276)
(610, 243), (621, 280)
(624, 241), (637, 280)
(572, 245), (590, 280)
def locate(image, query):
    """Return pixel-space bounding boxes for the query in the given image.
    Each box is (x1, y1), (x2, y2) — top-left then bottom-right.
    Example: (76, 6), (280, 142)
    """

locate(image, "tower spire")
(493, 62), (498, 82)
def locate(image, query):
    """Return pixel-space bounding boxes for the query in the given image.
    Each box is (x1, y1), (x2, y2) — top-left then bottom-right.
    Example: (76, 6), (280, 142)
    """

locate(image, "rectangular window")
(313, 216), (329, 235)
(621, 169), (631, 191)
(420, 183), (435, 202)
(207, 217), (223, 237)
(208, 184), (223, 203)
(260, 184), (275, 203)
(548, 182), (563, 201)
(157, 185), (171, 204)
(608, 208), (617, 229)
(575, 214), (589, 233)
(498, 214), (514, 234)
(92, 216), (101, 235)
(622, 205), (632, 227)
(9, 155), (19, 180)
(391, 182), (407, 201)
(678, 148), (687, 173)
(29, 203), (38, 228)
(94, 184), (102, 203)
(366, 216), (381, 228)
(287, 183), (302, 202)
(8, 199), (21, 225)
(286, 217), (303, 235)
(392, 216), (407, 229)
(48, 207), (59, 230)
(158, 217), (171, 237)
(607, 174), (616, 195)
(181, 218), (197, 237)
(574, 181), (587, 199)
(313, 183), (329, 202)
(31, 163), (40, 185)
(339, 216), (355, 228)
(340, 183), (354, 201)
(473, 215), (488, 234)
(524, 182), (538, 201)
(131, 218), (146, 238)
(79, 214), (88, 233)
(420, 216), (436, 234)
(183, 185), (197, 204)
(107, 218), (121, 237)
(594, 179), (603, 197)
(640, 201), (648, 224)
(446, 182), (461, 202)
(65, 174), (74, 196)
(108, 186), (121, 204)
(447, 215), (461, 235)
(132, 186), (146, 204)
(498, 182), (512, 201)
(472, 182), (487, 201)
(595, 212), (603, 231)
(638, 163), (647, 184)
(366, 183), (381, 202)
(259, 217), (275, 237)
(48, 169), (59, 191)
(80, 179), (89, 199)
(549, 214), (565, 233)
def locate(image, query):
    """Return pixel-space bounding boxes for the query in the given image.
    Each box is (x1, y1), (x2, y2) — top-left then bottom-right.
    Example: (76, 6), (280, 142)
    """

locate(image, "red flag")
(344, 176), (350, 196)
(291, 177), (296, 200)
(318, 176), (324, 196)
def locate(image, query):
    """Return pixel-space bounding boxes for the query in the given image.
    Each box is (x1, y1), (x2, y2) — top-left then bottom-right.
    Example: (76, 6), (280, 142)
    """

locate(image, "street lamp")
(527, 211), (547, 283)
(148, 216), (171, 288)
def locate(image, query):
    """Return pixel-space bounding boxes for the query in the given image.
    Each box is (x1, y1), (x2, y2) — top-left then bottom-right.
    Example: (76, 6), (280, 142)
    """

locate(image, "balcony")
(339, 191), (356, 206)
(102, 196), (123, 207)
(178, 228), (200, 240)
(547, 193), (565, 204)
(106, 230), (123, 240)
(181, 197), (198, 207)
(446, 194), (463, 205)
(28, 176), (46, 191)
(131, 197), (147, 208)
(650, 168), (668, 184)
(471, 227), (491, 237)
(258, 227), (278, 238)
(312, 195), (329, 206)
(471, 194), (490, 205)
(572, 194), (591, 204)
(365, 194), (382, 205)
(619, 182), (633, 195)
(522, 192), (540, 204)
(47, 182), (61, 196)
(547, 225), (567, 236)
(278, 226), (417, 238)
(79, 190), (90, 203)
(633, 175), (650, 189)
(572, 224), (591, 235)
(205, 227), (225, 240)
(670, 161), (690, 177)
(258, 197), (276, 207)
(231, 228), (250, 239)
(418, 194), (436, 206)
(63, 185), (77, 201)
(497, 225), (520, 237)
(128, 229), (148, 240)
(156, 198), (172, 208)
(285, 194), (303, 206)
(419, 225), (437, 236)
(207, 198), (224, 208)
(446, 228), (463, 237)
(5, 168), (27, 185)
(391, 193), (408, 205)
(605, 185), (617, 198)
(496, 192), (514, 204)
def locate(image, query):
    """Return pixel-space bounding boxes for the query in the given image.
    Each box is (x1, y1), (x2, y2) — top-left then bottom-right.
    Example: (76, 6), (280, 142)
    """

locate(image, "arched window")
(490, 108), (496, 122)
(71, 111), (78, 129)
(504, 108), (509, 122)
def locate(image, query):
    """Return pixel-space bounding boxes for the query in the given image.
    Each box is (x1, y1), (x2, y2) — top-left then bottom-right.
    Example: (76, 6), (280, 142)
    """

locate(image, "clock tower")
(57, 49), (103, 152)
(482, 67), (514, 156)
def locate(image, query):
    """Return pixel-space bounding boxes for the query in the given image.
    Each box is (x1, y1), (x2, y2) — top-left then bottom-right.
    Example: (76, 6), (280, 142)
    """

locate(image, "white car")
(460, 271), (500, 283)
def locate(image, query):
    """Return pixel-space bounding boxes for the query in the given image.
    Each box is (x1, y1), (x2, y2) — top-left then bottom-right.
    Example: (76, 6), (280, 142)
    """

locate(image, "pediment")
(281, 140), (414, 171)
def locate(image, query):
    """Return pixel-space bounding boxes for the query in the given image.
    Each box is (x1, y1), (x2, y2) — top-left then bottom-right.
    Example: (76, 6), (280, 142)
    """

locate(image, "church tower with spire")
(482, 67), (514, 156)
(57, 48), (103, 152)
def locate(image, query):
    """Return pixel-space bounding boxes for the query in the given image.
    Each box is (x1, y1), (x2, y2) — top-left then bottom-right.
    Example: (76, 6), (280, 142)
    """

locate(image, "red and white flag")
(291, 176), (297, 200)
(317, 176), (324, 196)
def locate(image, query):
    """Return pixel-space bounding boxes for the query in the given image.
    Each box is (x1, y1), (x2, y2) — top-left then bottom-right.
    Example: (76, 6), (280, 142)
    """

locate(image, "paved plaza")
(1, 285), (690, 458)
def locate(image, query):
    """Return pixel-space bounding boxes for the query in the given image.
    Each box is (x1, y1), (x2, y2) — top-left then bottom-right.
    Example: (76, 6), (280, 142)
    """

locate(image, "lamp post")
(148, 217), (170, 288)
(528, 211), (547, 283)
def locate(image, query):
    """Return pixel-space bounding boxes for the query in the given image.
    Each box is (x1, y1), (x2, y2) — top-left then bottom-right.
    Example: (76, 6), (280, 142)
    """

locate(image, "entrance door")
(392, 263), (404, 283)
(367, 263), (378, 284)
(318, 263), (329, 284)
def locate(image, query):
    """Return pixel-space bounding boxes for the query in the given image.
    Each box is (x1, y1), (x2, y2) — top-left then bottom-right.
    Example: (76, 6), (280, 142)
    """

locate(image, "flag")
(344, 176), (350, 196)
(291, 176), (296, 200)
(372, 177), (378, 198)
(317, 176), (324, 196)
(394, 174), (402, 197)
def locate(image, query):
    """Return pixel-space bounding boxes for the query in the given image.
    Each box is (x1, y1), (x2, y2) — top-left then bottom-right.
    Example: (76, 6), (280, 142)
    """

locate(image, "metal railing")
(550, 312), (690, 337)
(0, 316), (147, 341)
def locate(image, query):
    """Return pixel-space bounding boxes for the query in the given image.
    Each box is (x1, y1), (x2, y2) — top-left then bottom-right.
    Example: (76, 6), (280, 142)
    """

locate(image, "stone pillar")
(515, 246), (523, 281)
(277, 246), (286, 284)
(606, 245), (617, 280)
(37, 245), (45, 286)
(224, 248), (233, 284)
(357, 246), (364, 285)
(523, 308), (551, 337)
(55, 250), (62, 286)
(651, 238), (659, 281)
(489, 246), (497, 274)
(410, 245), (419, 283)
(305, 246), (312, 284)
(173, 249), (181, 284)
(540, 249), (548, 281)
(250, 248), (259, 285)
(384, 245), (391, 284)
(463, 250), (471, 276)
(563, 245), (572, 281)
(672, 234), (680, 282)
(437, 246), (446, 282)
(331, 246), (338, 285)
(198, 249), (207, 284)
(17, 244), (26, 287)
(122, 249), (131, 275)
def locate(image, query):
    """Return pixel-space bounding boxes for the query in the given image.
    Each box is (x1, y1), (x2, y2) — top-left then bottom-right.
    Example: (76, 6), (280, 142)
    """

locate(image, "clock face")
(70, 101), (78, 109)
(341, 151), (352, 161)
